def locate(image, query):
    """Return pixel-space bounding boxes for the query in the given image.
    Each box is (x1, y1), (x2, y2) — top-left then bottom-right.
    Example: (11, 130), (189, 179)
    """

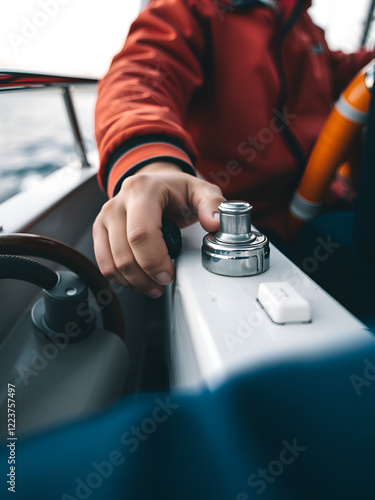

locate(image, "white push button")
(258, 282), (311, 324)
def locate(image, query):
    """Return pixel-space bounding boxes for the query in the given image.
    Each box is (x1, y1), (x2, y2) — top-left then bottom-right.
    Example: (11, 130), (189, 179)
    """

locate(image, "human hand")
(93, 162), (225, 297)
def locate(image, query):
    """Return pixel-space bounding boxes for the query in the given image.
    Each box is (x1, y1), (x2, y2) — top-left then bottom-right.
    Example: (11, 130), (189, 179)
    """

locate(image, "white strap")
(289, 192), (323, 221)
(335, 96), (368, 124)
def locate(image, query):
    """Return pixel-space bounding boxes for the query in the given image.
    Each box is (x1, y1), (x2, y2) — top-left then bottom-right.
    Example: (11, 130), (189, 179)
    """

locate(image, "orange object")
(288, 61), (374, 236)
(337, 162), (351, 179)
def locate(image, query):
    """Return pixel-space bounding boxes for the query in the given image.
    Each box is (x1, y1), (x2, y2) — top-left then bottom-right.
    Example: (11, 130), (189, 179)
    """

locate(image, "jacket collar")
(222, 0), (311, 10)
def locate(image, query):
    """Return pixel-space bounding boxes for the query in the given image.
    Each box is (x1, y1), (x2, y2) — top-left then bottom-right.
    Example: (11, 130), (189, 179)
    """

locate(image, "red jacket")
(95, 0), (372, 236)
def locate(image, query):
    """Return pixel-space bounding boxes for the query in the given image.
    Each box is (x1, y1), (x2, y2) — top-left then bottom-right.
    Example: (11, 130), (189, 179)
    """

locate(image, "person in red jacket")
(93, 0), (373, 298)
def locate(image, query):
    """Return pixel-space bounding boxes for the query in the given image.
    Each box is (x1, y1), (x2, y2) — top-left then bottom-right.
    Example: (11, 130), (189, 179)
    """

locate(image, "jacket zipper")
(274, 1), (307, 182)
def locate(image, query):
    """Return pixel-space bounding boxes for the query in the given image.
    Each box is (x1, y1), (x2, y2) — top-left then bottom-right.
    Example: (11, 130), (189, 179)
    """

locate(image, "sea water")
(0, 87), (96, 203)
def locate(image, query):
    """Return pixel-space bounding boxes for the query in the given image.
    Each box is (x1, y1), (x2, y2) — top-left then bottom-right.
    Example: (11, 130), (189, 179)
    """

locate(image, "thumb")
(189, 179), (226, 233)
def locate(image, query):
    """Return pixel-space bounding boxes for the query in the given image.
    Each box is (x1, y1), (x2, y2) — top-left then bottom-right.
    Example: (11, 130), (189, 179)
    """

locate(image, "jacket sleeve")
(95, 0), (211, 197)
(329, 48), (374, 100)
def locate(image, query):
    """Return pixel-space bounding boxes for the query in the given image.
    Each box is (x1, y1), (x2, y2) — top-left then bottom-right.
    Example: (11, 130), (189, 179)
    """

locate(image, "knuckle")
(120, 176), (136, 193)
(92, 216), (105, 233)
(141, 258), (161, 276)
(99, 200), (114, 218)
(114, 255), (136, 275)
(120, 174), (145, 193)
(209, 184), (224, 198)
(213, 196), (225, 208)
(121, 174), (164, 196)
(99, 264), (116, 280)
(127, 225), (150, 247)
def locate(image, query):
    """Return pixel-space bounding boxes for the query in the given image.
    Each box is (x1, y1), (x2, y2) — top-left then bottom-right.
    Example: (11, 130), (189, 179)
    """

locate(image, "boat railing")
(0, 70), (101, 235)
(0, 70), (98, 169)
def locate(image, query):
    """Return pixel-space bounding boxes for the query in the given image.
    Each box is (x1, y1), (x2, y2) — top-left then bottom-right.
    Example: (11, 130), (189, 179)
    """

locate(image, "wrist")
(135, 161), (184, 175)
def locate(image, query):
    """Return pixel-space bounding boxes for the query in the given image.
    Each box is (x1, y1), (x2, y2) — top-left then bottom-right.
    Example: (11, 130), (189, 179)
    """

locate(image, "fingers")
(107, 205), (167, 296)
(126, 201), (175, 286)
(92, 221), (131, 289)
(93, 174), (175, 297)
(93, 168), (227, 297)
(94, 204), (166, 297)
(187, 179), (226, 233)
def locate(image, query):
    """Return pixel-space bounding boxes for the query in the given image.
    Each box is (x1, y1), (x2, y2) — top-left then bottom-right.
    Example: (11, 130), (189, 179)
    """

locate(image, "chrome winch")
(201, 201), (270, 277)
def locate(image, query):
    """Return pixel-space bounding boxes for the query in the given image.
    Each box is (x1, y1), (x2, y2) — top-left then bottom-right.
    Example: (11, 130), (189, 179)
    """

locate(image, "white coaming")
(0, 153), (98, 234)
(169, 223), (375, 390)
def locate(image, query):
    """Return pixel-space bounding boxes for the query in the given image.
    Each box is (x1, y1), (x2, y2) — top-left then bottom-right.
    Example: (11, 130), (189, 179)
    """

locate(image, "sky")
(0, 0), (373, 78)
(0, 0), (142, 77)
(309, 0), (373, 51)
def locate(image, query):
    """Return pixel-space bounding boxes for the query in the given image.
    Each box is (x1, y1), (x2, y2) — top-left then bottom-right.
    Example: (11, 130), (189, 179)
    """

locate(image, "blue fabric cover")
(1, 339), (375, 500)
